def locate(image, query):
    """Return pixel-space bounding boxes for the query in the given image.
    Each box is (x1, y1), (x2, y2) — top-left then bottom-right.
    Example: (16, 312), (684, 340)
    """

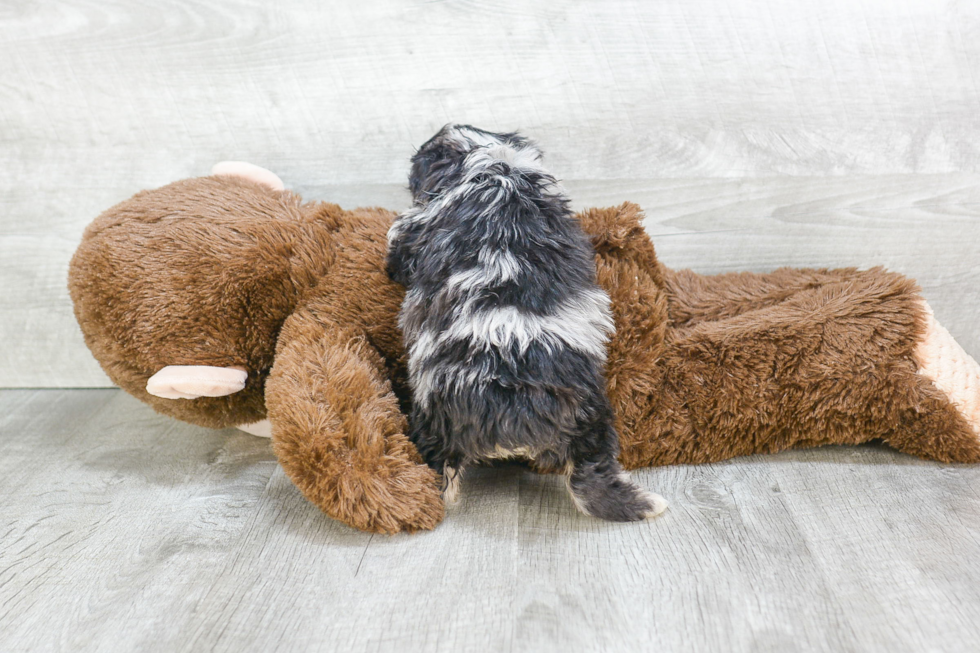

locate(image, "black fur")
(386, 124), (662, 521)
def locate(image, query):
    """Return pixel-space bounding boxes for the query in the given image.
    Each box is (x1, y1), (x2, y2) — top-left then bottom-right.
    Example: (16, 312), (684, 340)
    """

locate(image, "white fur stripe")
(464, 142), (546, 175)
(410, 359), (489, 411)
(387, 186), (463, 245)
(408, 289), (614, 389)
(440, 288), (614, 359)
(445, 251), (522, 293)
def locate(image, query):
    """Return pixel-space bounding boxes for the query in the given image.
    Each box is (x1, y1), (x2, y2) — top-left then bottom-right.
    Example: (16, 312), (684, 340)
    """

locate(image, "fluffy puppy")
(387, 124), (666, 521)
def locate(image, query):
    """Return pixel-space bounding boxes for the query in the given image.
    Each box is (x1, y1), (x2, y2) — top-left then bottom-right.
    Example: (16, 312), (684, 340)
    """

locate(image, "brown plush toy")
(68, 162), (980, 534)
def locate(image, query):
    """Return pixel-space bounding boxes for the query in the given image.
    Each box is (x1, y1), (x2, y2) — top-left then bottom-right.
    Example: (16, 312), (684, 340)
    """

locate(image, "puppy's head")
(409, 124), (542, 204)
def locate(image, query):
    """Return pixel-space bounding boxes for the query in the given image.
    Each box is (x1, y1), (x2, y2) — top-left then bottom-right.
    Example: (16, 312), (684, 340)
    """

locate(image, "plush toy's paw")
(326, 459), (445, 534)
(210, 161), (285, 191)
(146, 365), (248, 400)
(915, 303), (980, 435)
(374, 461), (445, 533)
(237, 419), (272, 438)
(275, 435), (444, 533)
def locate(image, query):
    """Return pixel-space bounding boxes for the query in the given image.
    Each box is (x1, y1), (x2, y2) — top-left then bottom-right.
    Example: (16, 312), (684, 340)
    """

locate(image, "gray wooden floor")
(2, 389), (980, 652)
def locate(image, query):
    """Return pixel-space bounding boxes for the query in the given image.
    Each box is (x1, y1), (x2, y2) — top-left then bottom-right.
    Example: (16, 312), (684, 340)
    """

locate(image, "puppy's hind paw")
(635, 488), (668, 519)
(567, 465), (667, 522)
(441, 466), (462, 505)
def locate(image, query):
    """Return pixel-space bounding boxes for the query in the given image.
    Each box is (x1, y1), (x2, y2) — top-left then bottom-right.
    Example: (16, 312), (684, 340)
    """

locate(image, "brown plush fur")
(69, 177), (980, 534)
(579, 203), (980, 468)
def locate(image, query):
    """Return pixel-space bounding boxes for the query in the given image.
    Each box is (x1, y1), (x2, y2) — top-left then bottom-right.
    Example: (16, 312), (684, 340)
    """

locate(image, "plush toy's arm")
(265, 304), (443, 534)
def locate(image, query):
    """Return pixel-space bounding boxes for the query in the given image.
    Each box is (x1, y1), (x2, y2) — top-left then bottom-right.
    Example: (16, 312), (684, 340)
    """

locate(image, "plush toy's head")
(408, 123), (543, 203)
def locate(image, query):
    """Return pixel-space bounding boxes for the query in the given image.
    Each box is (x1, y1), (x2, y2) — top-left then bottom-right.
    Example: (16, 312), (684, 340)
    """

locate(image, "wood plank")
(3, 0), (979, 187)
(5, 0), (980, 648)
(174, 466), (522, 653)
(2, 390), (980, 651)
(0, 389), (278, 651)
(515, 448), (980, 651)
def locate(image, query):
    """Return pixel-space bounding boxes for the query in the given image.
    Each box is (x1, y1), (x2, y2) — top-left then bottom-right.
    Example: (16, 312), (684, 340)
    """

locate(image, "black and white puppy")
(387, 124), (666, 521)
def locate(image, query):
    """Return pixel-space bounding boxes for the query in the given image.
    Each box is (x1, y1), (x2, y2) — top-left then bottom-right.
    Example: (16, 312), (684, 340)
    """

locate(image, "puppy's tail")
(567, 458), (667, 522)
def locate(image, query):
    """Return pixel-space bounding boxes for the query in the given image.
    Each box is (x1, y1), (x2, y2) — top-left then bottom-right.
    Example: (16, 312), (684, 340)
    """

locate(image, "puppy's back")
(398, 142), (615, 461)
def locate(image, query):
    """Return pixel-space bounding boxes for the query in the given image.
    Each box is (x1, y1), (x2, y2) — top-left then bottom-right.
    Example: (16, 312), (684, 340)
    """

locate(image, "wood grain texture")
(3, 0), (980, 386)
(3, 0), (979, 185)
(2, 389), (980, 652)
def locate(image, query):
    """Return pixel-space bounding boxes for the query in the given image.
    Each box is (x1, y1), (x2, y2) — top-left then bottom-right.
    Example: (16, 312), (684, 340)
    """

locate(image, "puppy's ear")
(409, 145), (464, 203)
(408, 154), (430, 199)
(504, 133), (543, 159)
(386, 223), (419, 286)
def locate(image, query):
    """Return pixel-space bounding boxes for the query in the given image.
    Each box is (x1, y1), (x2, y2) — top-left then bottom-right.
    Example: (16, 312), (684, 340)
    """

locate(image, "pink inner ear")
(146, 365), (248, 399)
(210, 161), (285, 191)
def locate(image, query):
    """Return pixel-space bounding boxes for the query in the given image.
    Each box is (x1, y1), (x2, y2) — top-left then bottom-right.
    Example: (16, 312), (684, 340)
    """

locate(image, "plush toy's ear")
(210, 161), (285, 191)
(146, 365), (248, 399)
(145, 365), (272, 437)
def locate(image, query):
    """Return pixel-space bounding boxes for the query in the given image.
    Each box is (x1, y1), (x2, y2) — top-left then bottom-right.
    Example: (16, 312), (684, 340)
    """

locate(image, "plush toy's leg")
(617, 272), (980, 468)
(578, 202), (980, 466)
(662, 266), (889, 329)
(146, 365), (248, 399)
(265, 308), (443, 534)
(913, 303), (980, 435)
(210, 161), (285, 191)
